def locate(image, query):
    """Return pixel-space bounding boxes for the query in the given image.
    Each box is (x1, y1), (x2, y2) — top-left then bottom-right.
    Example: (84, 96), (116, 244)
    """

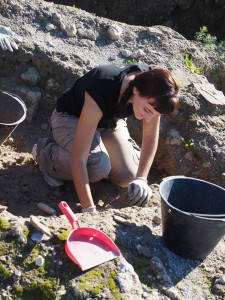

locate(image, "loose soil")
(0, 109), (161, 218)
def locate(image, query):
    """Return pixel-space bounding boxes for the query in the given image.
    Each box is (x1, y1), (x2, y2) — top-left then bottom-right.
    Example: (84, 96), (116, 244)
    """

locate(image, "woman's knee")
(110, 169), (136, 188)
(88, 151), (111, 182)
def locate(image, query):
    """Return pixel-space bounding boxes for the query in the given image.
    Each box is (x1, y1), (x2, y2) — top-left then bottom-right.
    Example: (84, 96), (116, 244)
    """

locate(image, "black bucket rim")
(0, 90), (27, 126)
(159, 176), (225, 221)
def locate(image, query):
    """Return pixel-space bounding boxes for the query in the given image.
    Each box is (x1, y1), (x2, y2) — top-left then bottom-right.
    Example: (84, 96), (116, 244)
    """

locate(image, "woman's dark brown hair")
(111, 68), (180, 129)
(124, 68), (180, 114)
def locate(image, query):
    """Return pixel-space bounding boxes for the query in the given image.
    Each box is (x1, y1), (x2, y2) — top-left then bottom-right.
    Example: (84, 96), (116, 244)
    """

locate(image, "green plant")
(72, 4), (77, 11)
(195, 26), (217, 46)
(219, 40), (225, 49)
(184, 54), (202, 74)
(184, 138), (195, 147)
(189, 113), (199, 121)
(124, 58), (139, 64)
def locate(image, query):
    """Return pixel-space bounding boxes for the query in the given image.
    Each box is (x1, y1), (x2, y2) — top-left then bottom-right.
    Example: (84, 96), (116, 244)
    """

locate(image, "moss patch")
(57, 229), (69, 240)
(77, 264), (122, 299)
(22, 279), (57, 300)
(0, 263), (11, 280)
(0, 241), (9, 256)
(0, 218), (10, 231)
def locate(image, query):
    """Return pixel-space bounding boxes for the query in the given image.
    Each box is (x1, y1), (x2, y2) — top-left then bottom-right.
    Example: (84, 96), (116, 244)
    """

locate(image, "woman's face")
(129, 87), (161, 122)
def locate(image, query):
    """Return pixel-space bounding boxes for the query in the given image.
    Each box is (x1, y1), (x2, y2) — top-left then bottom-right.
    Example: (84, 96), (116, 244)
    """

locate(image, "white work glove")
(0, 26), (22, 52)
(127, 177), (153, 207)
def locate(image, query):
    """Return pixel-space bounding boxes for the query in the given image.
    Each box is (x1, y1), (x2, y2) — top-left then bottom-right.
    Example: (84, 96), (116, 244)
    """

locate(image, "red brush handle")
(58, 201), (80, 229)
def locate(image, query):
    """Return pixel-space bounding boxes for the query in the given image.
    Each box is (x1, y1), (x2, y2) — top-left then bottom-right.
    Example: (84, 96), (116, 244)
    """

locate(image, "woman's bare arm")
(71, 92), (103, 209)
(136, 115), (161, 179)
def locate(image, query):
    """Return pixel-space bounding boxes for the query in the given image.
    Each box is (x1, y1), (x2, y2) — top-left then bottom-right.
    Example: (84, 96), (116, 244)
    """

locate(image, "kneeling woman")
(33, 63), (180, 212)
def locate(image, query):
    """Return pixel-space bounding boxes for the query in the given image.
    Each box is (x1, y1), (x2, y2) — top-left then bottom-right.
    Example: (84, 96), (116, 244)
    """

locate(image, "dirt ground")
(1, 104), (225, 300)
(0, 109), (161, 218)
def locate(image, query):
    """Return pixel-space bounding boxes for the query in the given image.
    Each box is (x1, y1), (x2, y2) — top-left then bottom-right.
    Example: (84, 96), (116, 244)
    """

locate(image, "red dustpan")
(58, 201), (120, 271)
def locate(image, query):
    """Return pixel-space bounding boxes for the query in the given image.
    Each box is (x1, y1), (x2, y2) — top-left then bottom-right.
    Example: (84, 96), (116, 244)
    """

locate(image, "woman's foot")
(32, 144), (64, 187)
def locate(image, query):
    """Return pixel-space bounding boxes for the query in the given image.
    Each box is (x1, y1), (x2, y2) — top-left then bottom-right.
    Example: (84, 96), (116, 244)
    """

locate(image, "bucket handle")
(188, 212), (225, 221)
(58, 201), (80, 229)
(192, 213), (225, 219)
(0, 90), (27, 125)
(167, 208), (225, 221)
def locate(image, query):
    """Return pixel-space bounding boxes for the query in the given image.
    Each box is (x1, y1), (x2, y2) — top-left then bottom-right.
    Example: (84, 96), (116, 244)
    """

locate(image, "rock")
(4, 137), (14, 145)
(136, 244), (154, 258)
(120, 49), (131, 58)
(215, 275), (225, 285)
(148, 256), (173, 287)
(35, 256), (45, 266)
(166, 129), (184, 146)
(26, 90), (42, 105)
(14, 269), (22, 277)
(29, 215), (52, 236)
(113, 215), (132, 226)
(153, 215), (161, 225)
(62, 24), (77, 37)
(131, 49), (146, 58)
(163, 286), (181, 300)
(193, 77), (225, 105)
(46, 23), (55, 31)
(20, 67), (40, 86)
(107, 24), (123, 40)
(9, 218), (27, 243)
(0, 205), (8, 213)
(211, 283), (225, 297)
(37, 203), (56, 215)
(45, 78), (61, 93)
(77, 28), (97, 40)
(116, 258), (143, 294)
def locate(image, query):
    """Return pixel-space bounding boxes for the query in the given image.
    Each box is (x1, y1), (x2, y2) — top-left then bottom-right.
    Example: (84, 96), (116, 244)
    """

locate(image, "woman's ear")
(133, 86), (139, 95)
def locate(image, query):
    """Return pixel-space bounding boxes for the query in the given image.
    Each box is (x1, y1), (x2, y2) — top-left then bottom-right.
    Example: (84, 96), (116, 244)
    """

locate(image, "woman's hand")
(71, 92), (103, 211)
(129, 114), (160, 208)
(127, 177), (153, 207)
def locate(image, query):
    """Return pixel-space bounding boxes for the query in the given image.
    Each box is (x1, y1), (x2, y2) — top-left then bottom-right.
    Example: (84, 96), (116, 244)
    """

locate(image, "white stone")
(64, 24), (77, 37)
(77, 28), (96, 40)
(46, 23), (55, 31)
(35, 256), (45, 266)
(14, 269), (22, 277)
(131, 49), (145, 58)
(107, 25), (123, 40)
(120, 49), (131, 58)
(215, 275), (225, 285)
(115, 272), (133, 292)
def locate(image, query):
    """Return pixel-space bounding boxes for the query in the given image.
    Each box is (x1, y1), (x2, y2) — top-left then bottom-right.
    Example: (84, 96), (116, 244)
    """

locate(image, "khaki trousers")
(36, 110), (140, 187)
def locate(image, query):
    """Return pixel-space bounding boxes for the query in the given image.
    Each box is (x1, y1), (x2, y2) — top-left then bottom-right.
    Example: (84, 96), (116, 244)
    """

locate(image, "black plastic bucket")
(0, 90), (26, 145)
(159, 176), (225, 259)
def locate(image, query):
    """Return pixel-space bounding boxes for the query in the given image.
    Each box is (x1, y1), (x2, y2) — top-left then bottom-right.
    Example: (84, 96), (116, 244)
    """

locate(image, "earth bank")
(0, 0), (225, 299)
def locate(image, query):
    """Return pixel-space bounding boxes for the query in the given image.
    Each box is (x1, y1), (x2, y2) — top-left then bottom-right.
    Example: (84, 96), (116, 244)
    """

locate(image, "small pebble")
(215, 275), (225, 285)
(35, 256), (45, 266)
(6, 137), (14, 144)
(14, 269), (22, 277)
(30, 215), (52, 236)
(37, 202), (55, 215)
